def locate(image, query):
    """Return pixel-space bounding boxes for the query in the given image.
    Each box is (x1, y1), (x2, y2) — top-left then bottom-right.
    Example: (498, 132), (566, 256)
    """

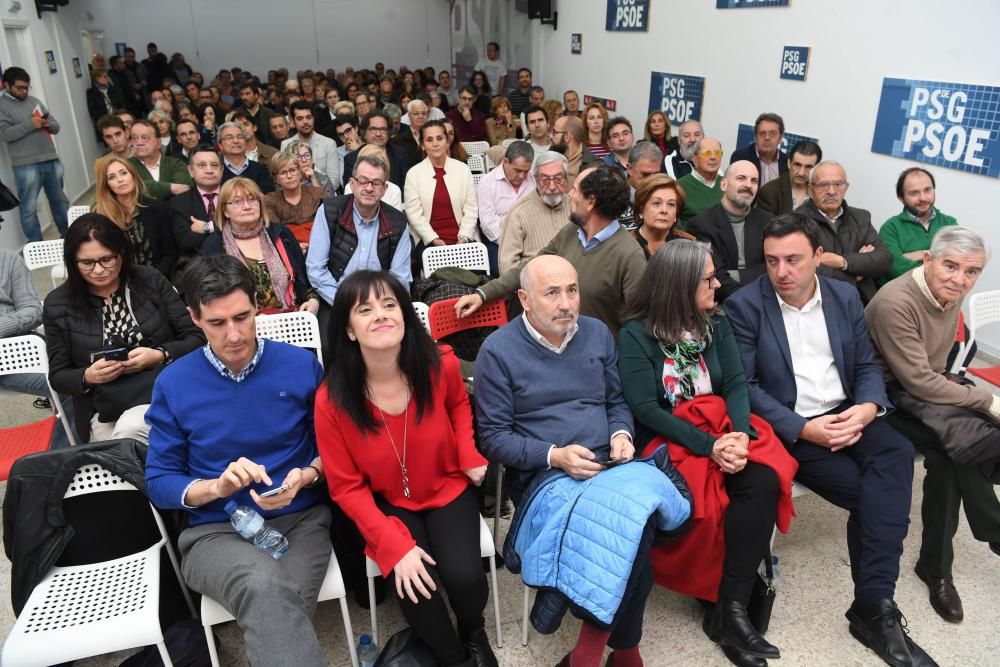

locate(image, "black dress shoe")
(463, 627), (498, 667)
(845, 598), (913, 667)
(709, 599), (780, 659)
(555, 652), (572, 667)
(720, 645), (768, 667)
(914, 561), (963, 623)
(904, 635), (940, 667)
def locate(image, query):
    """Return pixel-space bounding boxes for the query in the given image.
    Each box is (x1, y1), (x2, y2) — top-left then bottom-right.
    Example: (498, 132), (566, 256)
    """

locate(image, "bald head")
(721, 160), (760, 212)
(519, 255), (580, 344)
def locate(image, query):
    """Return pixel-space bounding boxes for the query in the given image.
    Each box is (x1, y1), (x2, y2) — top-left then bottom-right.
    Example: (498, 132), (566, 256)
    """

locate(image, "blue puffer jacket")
(504, 445), (692, 631)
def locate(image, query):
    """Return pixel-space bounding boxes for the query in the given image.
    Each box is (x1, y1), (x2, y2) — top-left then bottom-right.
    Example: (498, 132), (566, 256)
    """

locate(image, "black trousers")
(719, 462), (780, 605)
(375, 486), (488, 665)
(791, 418), (913, 601)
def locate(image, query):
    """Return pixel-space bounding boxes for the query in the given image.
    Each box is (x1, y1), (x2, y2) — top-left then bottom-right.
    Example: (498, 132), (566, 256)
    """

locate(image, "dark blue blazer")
(729, 142), (788, 177)
(723, 274), (890, 445)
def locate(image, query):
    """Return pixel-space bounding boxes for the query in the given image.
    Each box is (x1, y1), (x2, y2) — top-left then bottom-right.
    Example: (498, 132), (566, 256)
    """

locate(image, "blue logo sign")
(780, 46), (809, 81)
(606, 0), (650, 32)
(571, 34), (583, 55)
(648, 72), (704, 125)
(717, 0), (789, 8)
(735, 124), (818, 155)
(871, 77), (1000, 178)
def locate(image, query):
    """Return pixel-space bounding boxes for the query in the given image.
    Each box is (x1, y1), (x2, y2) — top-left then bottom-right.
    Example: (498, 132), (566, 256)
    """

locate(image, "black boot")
(463, 627), (498, 667)
(845, 598), (913, 667)
(709, 599), (780, 659)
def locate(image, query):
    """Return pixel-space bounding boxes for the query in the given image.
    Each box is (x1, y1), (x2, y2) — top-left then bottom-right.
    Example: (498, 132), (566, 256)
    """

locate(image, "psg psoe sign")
(648, 72), (704, 125)
(717, 0), (789, 8)
(780, 46), (809, 81)
(606, 0), (650, 32)
(871, 77), (1000, 178)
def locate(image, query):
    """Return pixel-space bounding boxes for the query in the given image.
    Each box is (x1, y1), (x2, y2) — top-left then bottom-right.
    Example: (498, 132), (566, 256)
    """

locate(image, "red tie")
(204, 192), (216, 221)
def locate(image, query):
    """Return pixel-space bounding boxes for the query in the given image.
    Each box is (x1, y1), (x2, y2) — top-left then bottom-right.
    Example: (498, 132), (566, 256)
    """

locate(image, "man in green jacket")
(879, 167), (956, 281)
(128, 119), (192, 200)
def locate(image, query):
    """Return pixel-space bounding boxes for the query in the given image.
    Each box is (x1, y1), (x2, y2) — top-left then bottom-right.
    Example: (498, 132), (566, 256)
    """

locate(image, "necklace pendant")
(401, 466), (411, 499)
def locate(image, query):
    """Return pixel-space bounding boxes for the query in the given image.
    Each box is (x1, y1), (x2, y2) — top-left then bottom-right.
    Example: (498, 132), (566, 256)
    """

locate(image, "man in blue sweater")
(474, 255), (654, 667)
(145, 256), (331, 667)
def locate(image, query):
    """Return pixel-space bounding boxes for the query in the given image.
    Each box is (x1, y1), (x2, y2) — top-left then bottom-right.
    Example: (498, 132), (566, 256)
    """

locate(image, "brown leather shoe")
(556, 653), (572, 667)
(914, 561), (963, 623)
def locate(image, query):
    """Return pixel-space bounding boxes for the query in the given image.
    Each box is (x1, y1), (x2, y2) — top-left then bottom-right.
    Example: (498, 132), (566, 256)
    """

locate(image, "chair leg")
(340, 596), (359, 667)
(368, 575), (379, 647)
(488, 555), (502, 648)
(521, 585), (530, 646)
(493, 464), (504, 546)
(163, 541), (197, 618)
(204, 626), (221, 667)
(156, 641), (174, 667)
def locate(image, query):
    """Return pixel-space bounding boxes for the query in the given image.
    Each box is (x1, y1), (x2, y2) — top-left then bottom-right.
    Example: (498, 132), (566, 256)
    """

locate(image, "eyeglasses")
(220, 134), (243, 142)
(812, 180), (848, 191)
(702, 272), (718, 286)
(756, 130), (781, 138)
(295, 151), (313, 160)
(538, 174), (566, 187)
(276, 168), (300, 178)
(225, 196), (260, 208)
(698, 149), (724, 158)
(191, 161), (221, 169)
(353, 176), (386, 190)
(9, 83), (29, 92)
(366, 126), (388, 134)
(77, 255), (120, 271)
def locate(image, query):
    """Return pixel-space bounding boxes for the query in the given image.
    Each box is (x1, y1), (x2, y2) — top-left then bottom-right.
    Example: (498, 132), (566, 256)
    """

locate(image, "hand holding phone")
(258, 484), (289, 498)
(594, 455), (629, 468)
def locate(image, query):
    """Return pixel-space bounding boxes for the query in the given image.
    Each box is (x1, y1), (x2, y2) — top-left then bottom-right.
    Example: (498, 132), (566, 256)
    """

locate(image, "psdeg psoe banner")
(606, 0), (650, 32)
(871, 77), (999, 177)
(648, 71), (704, 125)
(735, 124), (817, 154)
(716, 0), (789, 8)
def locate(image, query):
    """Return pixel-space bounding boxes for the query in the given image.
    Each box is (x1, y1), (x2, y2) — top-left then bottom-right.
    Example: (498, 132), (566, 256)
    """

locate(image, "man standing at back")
(0, 67), (70, 241)
(474, 42), (507, 95)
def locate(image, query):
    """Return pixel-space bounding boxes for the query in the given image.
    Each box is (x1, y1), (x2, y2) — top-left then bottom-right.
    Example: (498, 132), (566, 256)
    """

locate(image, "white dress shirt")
(476, 164), (534, 242)
(777, 277), (847, 417)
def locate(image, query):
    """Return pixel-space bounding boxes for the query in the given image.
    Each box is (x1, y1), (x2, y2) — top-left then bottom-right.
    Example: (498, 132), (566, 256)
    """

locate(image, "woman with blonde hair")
(541, 99), (563, 129)
(264, 151), (327, 249)
(199, 177), (320, 315)
(583, 102), (611, 159)
(344, 144), (403, 209)
(92, 154), (177, 277)
(644, 110), (675, 160)
(147, 109), (176, 154)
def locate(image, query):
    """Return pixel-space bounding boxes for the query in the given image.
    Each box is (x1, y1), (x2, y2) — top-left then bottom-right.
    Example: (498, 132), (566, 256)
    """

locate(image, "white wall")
(534, 0), (1000, 348)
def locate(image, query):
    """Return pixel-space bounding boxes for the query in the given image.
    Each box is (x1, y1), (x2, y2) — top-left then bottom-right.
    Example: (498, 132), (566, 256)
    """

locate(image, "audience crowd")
(1, 40), (997, 667)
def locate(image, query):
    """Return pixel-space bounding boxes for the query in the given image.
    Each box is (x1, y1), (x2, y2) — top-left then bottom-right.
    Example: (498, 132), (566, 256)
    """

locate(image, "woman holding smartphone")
(315, 270), (495, 667)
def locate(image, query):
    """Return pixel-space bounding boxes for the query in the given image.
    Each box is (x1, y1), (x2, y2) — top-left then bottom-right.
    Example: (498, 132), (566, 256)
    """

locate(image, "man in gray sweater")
(0, 67), (70, 242)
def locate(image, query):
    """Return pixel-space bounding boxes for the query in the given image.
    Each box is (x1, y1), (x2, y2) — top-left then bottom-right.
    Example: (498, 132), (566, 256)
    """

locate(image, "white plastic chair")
(2, 463), (195, 666)
(472, 173), (483, 188)
(366, 516), (502, 648)
(200, 548), (358, 667)
(68, 205), (90, 225)
(413, 301), (430, 333)
(22, 239), (66, 289)
(484, 153), (496, 172)
(255, 311), (323, 368)
(960, 290), (1000, 383)
(466, 153), (486, 174)
(461, 141), (490, 157)
(501, 138), (516, 149)
(421, 242), (490, 278)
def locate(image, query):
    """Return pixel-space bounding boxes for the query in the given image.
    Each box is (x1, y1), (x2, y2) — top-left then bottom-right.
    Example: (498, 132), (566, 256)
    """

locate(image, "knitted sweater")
(497, 190), (570, 273)
(129, 155), (194, 200)
(145, 340), (325, 526)
(878, 208), (957, 280)
(481, 222), (646, 335)
(0, 249), (41, 338)
(865, 267), (995, 413)
(678, 173), (722, 227)
(0, 92), (60, 166)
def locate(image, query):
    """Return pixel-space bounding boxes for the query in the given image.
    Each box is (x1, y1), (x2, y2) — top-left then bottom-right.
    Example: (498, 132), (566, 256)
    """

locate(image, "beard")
(904, 202), (934, 219)
(679, 144), (696, 161)
(570, 211), (586, 228)
(551, 138), (568, 154)
(541, 193), (563, 207)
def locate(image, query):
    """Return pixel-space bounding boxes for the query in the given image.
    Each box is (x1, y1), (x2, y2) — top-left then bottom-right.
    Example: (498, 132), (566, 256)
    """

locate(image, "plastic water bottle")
(225, 501), (289, 559)
(357, 633), (379, 667)
(758, 555), (780, 590)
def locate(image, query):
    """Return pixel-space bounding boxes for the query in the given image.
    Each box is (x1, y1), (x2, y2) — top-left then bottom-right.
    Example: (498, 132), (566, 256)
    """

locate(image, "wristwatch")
(201, 221), (213, 233)
(153, 345), (171, 365)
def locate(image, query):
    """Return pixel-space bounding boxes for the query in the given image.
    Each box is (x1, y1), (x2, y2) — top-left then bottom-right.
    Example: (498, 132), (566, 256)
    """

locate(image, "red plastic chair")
(426, 297), (508, 341)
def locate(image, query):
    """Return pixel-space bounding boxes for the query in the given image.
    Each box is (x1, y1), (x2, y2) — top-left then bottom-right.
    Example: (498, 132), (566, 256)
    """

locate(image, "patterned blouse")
(124, 213), (153, 268)
(102, 287), (144, 348)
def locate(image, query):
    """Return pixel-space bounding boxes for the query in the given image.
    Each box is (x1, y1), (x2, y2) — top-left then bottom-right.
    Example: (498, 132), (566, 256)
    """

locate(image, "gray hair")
(217, 121), (244, 139)
(532, 150), (568, 177)
(382, 103), (402, 122)
(807, 160), (847, 186)
(628, 140), (663, 166)
(930, 225), (991, 262)
(285, 139), (310, 156)
(504, 140), (534, 164)
(678, 120), (704, 135)
(691, 137), (721, 157)
(407, 99), (428, 113)
(354, 154), (390, 181)
(147, 109), (174, 131)
(519, 262), (534, 294)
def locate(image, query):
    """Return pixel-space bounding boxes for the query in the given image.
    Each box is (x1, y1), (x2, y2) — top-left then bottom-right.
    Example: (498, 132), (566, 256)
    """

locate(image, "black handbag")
(0, 179), (20, 212)
(372, 627), (437, 667)
(746, 554), (777, 635)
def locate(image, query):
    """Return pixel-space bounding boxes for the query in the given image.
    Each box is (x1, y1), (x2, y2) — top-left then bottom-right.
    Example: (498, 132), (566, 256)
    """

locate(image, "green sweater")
(617, 315), (754, 456)
(879, 208), (956, 280)
(480, 222), (647, 335)
(678, 173), (723, 227)
(129, 155), (193, 200)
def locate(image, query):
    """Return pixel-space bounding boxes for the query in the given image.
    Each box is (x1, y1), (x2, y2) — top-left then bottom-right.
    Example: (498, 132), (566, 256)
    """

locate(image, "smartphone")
(258, 484), (289, 498)
(103, 347), (129, 362)
(595, 455), (629, 468)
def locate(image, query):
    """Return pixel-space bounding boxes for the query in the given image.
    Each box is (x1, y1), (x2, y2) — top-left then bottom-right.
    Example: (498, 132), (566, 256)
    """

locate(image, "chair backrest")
(484, 153), (497, 172)
(427, 297), (508, 341)
(466, 153), (485, 174)
(68, 205), (91, 225)
(501, 138), (516, 149)
(255, 311), (324, 368)
(64, 463), (138, 499)
(472, 173), (483, 188)
(0, 335), (48, 378)
(22, 240), (64, 271)
(968, 290), (1000, 336)
(413, 301), (430, 334)
(461, 140), (490, 157)
(421, 241), (490, 278)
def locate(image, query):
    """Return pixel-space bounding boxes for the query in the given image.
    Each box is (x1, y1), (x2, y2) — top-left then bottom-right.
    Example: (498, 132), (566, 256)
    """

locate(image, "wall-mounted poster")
(584, 94), (617, 112)
(648, 71), (704, 125)
(45, 51), (56, 74)
(571, 34), (582, 54)
(72, 57), (82, 78)
(780, 46), (810, 81)
(871, 77), (1000, 178)
(717, 0), (789, 8)
(606, 0), (650, 32)
(115, 42), (126, 57)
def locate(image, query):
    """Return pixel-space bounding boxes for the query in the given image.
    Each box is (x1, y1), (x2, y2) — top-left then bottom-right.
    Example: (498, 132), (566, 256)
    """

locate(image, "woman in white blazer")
(403, 120), (479, 249)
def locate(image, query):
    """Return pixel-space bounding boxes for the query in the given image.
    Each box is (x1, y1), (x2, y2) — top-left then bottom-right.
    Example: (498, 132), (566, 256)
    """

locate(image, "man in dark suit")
(757, 140), (822, 216)
(729, 113), (788, 188)
(688, 160), (773, 302)
(725, 214), (936, 667)
(217, 122), (274, 194)
(171, 146), (222, 257)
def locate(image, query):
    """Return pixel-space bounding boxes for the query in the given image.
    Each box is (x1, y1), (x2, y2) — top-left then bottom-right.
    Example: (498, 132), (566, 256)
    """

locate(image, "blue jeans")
(0, 372), (75, 449)
(12, 159), (69, 241)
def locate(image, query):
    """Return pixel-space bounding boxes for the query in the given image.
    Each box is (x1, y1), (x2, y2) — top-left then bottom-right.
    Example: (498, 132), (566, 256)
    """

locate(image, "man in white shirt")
(474, 42), (507, 94)
(477, 141), (535, 272)
(281, 100), (339, 186)
(725, 213), (936, 667)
